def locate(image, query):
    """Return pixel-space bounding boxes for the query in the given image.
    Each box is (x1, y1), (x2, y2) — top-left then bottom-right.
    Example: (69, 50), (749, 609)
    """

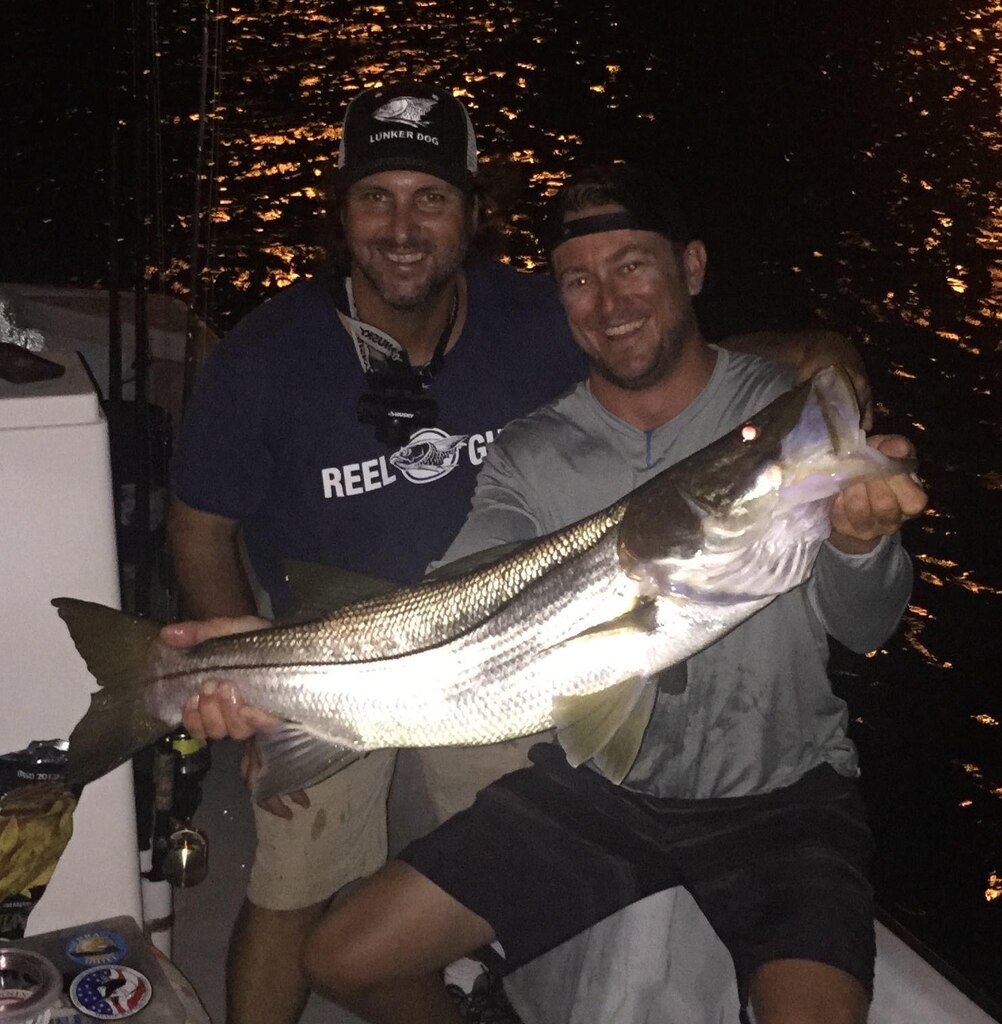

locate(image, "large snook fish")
(54, 367), (914, 797)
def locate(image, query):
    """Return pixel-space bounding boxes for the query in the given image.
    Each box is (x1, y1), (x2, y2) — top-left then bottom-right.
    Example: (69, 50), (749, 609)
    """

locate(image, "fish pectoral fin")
(558, 599), (658, 644)
(278, 560), (399, 624)
(253, 724), (363, 802)
(553, 676), (658, 785)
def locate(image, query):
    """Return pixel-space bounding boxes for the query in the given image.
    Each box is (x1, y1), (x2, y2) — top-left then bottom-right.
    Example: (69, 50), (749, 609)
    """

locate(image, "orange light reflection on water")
(986, 873), (1002, 902)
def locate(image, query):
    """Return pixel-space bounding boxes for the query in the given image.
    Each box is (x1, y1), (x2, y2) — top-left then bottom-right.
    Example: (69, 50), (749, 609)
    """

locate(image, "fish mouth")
(777, 365), (872, 500)
(616, 365), (882, 589)
(812, 364), (863, 456)
(617, 366), (881, 600)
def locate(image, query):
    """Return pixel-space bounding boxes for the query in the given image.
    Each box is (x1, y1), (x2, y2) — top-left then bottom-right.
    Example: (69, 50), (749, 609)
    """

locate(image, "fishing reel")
(148, 730), (210, 888)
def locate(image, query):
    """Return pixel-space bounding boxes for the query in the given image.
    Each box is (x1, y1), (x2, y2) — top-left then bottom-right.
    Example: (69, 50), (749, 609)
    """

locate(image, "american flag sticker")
(69, 965), (152, 1019)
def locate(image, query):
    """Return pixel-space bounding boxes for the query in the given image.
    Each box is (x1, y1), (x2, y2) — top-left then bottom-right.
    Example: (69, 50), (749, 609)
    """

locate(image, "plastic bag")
(0, 741), (76, 940)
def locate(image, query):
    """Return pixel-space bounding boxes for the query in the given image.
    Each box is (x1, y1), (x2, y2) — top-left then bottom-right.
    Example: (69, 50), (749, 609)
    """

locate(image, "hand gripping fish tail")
(53, 366), (917, 796)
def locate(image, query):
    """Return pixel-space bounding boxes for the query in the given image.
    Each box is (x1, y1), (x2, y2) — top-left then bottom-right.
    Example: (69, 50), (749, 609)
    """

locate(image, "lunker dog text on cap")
(337, 81), (478, 192)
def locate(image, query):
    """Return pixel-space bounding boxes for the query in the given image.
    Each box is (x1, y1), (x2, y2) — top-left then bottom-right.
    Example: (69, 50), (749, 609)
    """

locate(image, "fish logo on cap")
(373, 96), (438, 129)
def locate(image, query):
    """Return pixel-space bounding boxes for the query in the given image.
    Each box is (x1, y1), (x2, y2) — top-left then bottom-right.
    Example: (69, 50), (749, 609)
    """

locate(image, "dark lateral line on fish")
(155, 594), (540, 681)
(155, 550), (630, 688)
(153, 629), (493, 682)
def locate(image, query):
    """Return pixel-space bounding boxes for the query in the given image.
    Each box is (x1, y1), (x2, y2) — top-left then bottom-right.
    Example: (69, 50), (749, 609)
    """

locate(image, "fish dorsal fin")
(292, 510), (624, 664)
(252, 724), (362, 801)
(278, 560), (399, 624)
(553, 677), (658, 785)
(424, 540), (529, 582)
(278, 544), (530, 627)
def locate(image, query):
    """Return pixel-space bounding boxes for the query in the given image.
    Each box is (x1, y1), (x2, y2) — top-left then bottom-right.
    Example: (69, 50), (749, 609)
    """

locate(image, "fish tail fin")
(52, 597), (171, 790)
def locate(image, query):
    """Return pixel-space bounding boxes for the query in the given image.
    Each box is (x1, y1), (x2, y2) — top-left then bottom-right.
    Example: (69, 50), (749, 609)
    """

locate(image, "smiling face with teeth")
(342, 170), (475, 314)
(553, 204), (708, 398)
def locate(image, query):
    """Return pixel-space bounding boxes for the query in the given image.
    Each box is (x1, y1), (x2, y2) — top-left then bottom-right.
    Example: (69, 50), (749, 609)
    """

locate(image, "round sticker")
(0, 948), (63, 1017)
(69, 965), (152, 1019)
(64, 929), (128, 966)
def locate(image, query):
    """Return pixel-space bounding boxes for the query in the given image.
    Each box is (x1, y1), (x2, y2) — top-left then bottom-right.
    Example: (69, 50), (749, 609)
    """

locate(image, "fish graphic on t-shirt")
(389, 431), (468, 481)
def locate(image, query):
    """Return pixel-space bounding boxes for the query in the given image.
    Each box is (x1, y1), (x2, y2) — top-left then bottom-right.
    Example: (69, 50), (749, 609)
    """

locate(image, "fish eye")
(740, 423), (759, 443)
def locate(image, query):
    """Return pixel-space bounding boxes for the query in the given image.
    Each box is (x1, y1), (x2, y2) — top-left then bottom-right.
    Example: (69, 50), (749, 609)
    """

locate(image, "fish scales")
(147, 518), (637, 750)
(162, 506), (625, 672)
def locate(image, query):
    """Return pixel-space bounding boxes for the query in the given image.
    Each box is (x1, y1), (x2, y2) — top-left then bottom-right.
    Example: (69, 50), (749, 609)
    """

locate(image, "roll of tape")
(0, 947), (63, 1023)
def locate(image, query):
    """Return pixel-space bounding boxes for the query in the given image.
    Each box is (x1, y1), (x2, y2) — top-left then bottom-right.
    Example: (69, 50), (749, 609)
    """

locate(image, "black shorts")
(400, 743), (875, 1008)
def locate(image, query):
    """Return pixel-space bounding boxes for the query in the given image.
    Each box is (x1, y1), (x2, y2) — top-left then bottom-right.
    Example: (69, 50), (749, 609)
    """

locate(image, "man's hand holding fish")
(164, 616), (278, 741)
(164, 616), (307, 819)
(829, 434), (927, 552)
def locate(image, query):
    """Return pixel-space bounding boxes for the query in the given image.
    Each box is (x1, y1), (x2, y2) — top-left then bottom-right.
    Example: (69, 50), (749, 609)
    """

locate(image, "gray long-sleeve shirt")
(439, 347), (913, 799)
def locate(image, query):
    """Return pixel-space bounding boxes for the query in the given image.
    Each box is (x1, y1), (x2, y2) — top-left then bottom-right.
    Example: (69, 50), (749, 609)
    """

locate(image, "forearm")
(721, 329), (807, 363)
(430, 448), (540, 572)
(809, 536), (913, 653)
(721, 329), (872, 429)
(168, 498), (258, 618)
(722, 328), (852, 366)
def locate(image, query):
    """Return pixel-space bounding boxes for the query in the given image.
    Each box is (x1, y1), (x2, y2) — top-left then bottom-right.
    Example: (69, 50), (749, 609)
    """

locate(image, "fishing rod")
(182, 0), (224, 412)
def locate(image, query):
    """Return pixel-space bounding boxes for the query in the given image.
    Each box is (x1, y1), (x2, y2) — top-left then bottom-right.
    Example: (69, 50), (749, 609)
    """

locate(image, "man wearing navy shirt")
(170, 81), (589, 1024)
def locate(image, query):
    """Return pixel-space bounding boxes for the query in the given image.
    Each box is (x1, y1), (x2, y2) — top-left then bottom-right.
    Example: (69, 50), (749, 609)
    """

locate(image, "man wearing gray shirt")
(180, 164), (925, 1023)
(288, 164), (926, 1024)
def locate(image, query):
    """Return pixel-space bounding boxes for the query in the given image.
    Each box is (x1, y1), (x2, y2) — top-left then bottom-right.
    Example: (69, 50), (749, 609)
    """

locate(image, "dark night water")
(4, 0), (1001, 1009)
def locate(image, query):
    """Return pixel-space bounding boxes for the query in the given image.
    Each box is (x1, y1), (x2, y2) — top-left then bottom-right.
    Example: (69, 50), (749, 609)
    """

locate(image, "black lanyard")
(334, 275), (458, 386)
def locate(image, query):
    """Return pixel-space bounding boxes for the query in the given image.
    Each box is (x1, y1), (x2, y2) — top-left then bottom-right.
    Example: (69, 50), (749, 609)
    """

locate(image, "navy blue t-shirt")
(172, 260), (585, 610)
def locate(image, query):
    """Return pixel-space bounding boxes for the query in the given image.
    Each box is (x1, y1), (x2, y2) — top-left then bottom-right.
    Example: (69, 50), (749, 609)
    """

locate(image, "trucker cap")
(337, 82), (478, 192)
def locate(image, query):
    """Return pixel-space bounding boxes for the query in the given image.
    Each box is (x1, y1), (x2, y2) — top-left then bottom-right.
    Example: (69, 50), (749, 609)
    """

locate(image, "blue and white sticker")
(64, 929), (128, 966)
(69, 965), (152, 1019)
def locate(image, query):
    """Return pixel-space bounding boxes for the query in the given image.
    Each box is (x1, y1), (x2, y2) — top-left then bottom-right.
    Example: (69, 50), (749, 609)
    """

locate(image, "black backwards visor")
(543, 166), (694, 255)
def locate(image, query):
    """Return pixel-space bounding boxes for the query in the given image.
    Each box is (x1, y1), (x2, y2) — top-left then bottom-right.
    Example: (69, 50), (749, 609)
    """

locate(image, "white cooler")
(0, 350), (143, 932)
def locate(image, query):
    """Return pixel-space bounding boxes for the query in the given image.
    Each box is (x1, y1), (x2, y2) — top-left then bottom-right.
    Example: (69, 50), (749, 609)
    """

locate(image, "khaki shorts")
(247, 734), (551, 911)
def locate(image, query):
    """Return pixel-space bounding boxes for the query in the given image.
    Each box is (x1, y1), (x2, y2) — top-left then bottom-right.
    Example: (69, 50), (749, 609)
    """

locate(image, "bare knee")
(301, 860), (494, 1000)
(301, 913), (371, 1000)
(751, 958), (869, 1024)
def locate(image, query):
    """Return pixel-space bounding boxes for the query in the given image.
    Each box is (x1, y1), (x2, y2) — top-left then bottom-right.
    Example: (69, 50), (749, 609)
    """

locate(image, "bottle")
(170, 728), (210, 824)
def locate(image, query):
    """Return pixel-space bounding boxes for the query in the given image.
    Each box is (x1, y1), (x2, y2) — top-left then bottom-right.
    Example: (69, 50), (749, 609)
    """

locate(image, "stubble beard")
(355, 249), (464, 312)
(589, 311), (698, 392)
(352, 221), (472, 313)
